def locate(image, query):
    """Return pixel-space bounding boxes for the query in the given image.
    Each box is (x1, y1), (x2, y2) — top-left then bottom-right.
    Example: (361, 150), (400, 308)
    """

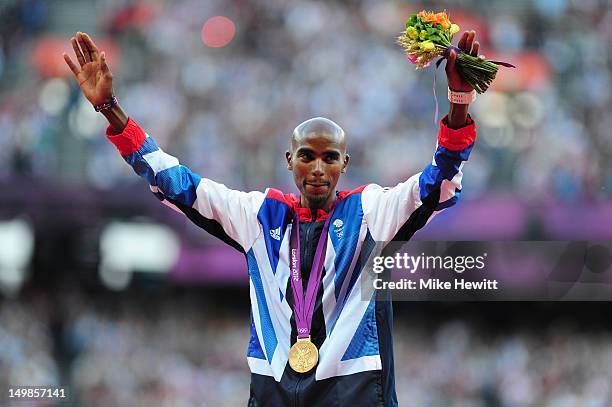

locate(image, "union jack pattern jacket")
(106, 115), (476, 406)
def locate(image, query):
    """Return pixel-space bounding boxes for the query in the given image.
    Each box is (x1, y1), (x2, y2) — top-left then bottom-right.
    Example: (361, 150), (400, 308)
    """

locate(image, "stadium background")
(1, 0), (611, 405)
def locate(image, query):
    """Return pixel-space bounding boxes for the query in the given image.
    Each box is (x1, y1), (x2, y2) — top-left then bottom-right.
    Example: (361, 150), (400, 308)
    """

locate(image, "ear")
(341, 154), (350, 173)
(285, 151), (292, 170)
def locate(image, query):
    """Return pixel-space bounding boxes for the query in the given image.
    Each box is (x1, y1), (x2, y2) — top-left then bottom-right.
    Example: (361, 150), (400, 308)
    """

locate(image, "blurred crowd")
(0, 0), (610, 202)
(393, 320), (612, 406)
(2, 291), (612, 406)
(64, 293), (251, 406)
(0, 298), (60, 407)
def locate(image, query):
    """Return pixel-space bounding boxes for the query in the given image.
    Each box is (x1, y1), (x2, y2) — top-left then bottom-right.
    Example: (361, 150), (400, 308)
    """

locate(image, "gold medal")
(288, 336), (319, 373)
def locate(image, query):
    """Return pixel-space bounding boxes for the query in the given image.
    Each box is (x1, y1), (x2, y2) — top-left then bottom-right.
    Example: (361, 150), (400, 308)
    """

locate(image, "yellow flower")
(406, 26), (418, 40)
(450, 24), (460, 35)
(419, 30), (428, 40)
(419, 41), (435, 51)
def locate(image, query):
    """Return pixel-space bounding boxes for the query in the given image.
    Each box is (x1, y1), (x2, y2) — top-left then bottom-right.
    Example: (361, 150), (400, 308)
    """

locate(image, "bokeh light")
(38, 78), (70, 116)
(201, 16), (236, 48)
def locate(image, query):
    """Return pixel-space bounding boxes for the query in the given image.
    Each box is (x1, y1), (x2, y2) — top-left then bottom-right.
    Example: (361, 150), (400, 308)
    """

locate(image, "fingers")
(77, 32), (92, 63)
(457, 31), (468, 50)
(471, 41), (480, 57)
(81, 32), (99, 60)
(63, 52), (80, 76)
(70, 32), (100, 69)
(458, 30), (475, 51)
(457, 30), (481, 57)
(464, 31), (475, 53)
(100, 51), (111, 76)
(447, 48), (457, 70)
(71, 36), (86, 67)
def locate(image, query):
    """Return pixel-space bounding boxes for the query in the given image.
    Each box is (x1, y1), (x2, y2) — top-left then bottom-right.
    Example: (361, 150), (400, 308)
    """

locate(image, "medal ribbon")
(289, 201), (337, 339)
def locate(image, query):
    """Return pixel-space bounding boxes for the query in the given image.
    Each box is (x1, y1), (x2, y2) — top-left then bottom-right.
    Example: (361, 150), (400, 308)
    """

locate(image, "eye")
(299, 151), (313, 161)
(325, 153), (339, 163)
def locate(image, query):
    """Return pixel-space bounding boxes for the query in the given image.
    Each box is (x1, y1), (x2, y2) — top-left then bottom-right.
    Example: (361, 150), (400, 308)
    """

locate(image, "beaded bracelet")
(94, 95), (118, 112)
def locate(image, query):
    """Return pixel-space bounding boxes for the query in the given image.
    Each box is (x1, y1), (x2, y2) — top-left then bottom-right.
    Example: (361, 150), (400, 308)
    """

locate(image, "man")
(64, 30), (480, 406)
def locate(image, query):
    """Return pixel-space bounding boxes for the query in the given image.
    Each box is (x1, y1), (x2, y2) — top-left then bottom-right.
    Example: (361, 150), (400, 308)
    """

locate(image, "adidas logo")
(269, 226), (281, 241)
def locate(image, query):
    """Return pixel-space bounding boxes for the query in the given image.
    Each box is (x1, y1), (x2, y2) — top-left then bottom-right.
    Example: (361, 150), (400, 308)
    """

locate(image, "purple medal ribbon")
(289, 201), (337, 339)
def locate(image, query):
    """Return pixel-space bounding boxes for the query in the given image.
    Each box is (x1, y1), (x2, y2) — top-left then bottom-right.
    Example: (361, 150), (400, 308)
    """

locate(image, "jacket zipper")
(294, 209), (316, 407)
(294, 374), (303, 407)
(301, 210), (319, 291)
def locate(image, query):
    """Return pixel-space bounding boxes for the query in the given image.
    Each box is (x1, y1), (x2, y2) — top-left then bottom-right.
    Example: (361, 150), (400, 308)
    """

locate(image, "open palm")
(63, 32), (113, 106)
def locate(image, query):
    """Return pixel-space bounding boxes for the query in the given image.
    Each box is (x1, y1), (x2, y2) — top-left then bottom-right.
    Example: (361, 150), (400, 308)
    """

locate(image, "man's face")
(286, 130), (349, 210)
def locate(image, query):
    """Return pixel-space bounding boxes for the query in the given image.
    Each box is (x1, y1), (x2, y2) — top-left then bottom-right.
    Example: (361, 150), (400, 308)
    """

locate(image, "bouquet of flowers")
(397, 10), (512, 93)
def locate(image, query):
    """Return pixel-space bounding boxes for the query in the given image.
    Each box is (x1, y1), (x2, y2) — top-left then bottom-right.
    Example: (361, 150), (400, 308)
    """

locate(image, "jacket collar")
(291, 193), (338, 222)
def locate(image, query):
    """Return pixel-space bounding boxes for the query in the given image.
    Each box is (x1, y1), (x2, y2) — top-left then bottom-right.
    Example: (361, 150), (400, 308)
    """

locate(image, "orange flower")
(418, 10), (452, 30)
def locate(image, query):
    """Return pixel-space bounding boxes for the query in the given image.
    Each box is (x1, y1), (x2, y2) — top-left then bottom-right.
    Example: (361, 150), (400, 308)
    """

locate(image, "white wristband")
(448, 88), (476, 104)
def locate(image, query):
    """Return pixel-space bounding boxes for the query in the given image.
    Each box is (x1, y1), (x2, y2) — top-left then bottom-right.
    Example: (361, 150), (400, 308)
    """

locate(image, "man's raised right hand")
(63, 32), (114, 107)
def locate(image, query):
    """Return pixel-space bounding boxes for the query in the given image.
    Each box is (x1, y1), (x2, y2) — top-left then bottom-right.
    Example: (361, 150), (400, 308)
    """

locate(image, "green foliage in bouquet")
(397, 10), (509, 93)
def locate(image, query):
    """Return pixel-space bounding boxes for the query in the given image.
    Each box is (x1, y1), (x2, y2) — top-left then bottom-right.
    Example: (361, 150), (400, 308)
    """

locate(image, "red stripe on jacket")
(438, 114), (476, 151)
(106, 117), (147, 156)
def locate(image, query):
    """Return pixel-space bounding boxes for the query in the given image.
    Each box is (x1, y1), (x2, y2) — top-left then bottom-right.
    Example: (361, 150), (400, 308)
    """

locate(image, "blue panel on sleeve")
(138, 137), (159, 155)
(419, 144), (473, 203)
(123, 137), (161, 186)
(155, 165), (201, 207)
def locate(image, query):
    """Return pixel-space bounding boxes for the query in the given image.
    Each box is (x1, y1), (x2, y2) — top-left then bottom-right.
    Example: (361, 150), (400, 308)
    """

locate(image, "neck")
(300, 191), (336, 212)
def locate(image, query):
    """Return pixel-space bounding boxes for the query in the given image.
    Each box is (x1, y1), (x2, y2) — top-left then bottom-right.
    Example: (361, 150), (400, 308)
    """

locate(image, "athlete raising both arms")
(64, 30), (482, 406)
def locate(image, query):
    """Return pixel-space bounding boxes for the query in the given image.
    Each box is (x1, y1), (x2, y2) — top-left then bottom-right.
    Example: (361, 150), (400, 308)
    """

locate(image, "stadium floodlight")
(99, 221), (180, 290)
(0, 218), (34, 296)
